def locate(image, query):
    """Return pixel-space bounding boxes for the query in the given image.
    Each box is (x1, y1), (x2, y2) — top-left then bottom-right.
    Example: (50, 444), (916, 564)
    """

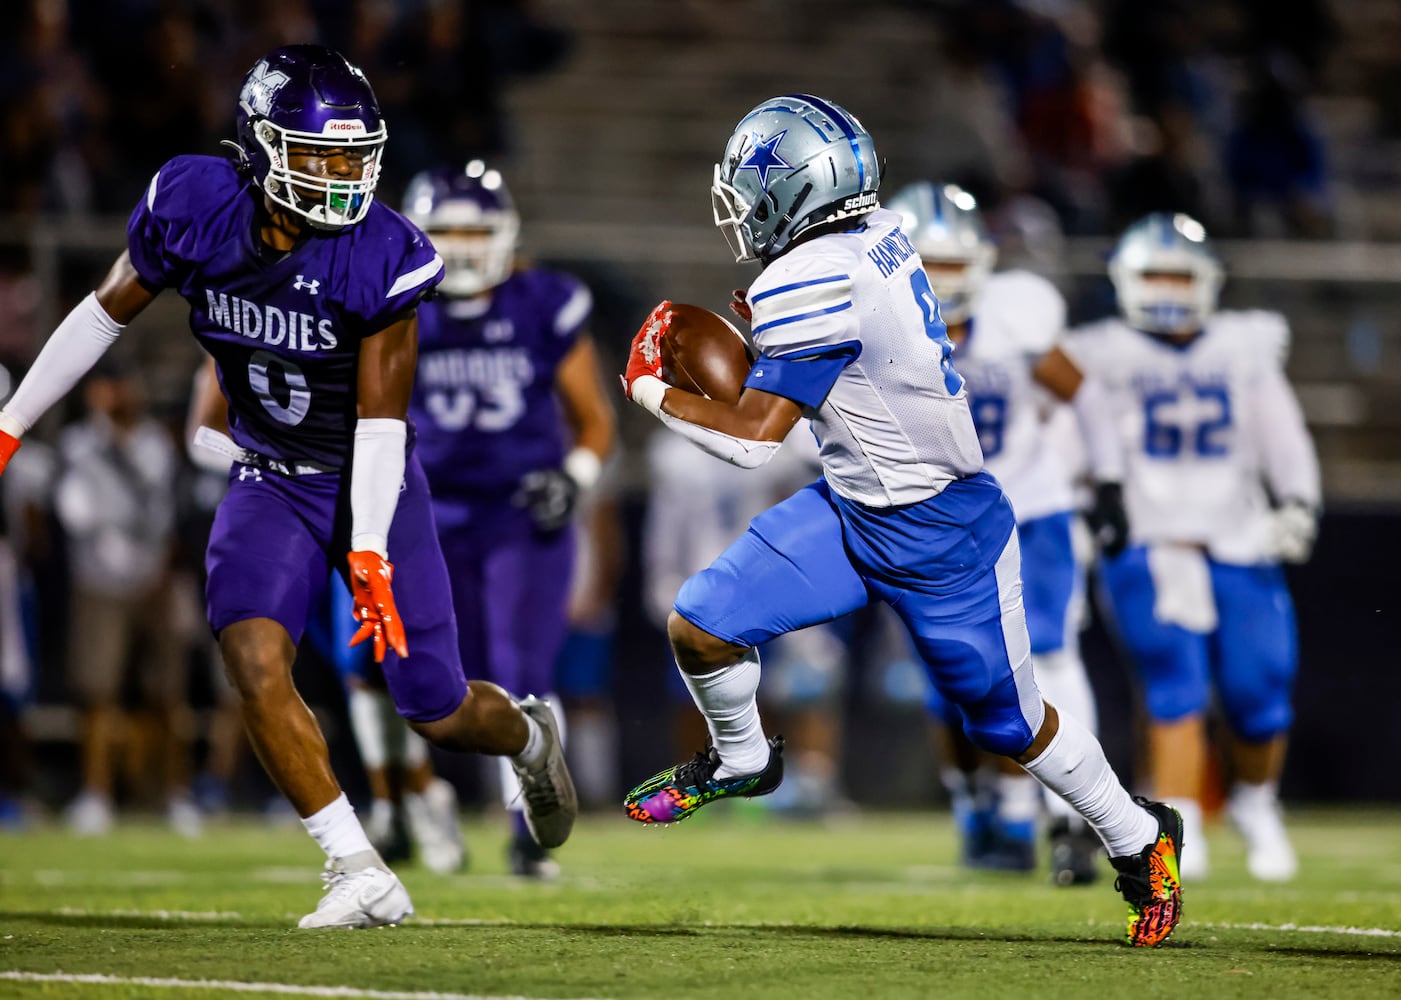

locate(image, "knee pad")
(1140, 664), (1209, 722)
(1217, 671), (1294, 742)
(957, 674), (1038, 758)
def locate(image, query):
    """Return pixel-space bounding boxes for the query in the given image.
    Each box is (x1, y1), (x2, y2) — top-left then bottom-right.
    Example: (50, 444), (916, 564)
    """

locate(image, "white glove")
(1269, 501), (1318, 564)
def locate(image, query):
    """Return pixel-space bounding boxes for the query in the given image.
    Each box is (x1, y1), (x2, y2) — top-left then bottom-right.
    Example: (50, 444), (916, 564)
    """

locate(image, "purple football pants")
(205, 455), (467, 722)
(438, 516), (575, 700)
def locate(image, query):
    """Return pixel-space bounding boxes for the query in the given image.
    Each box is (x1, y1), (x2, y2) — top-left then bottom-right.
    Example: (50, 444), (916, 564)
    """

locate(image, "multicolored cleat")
(624, 736), (785, 824)
(1110, 796), (1185, 947)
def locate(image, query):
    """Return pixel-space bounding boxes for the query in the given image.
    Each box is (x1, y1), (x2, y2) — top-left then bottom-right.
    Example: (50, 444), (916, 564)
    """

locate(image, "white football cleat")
(404, 778), (466, 874)
(1227, 789), (1298, 882)
(297, 851), (413, 929)
(510, 696), (578, 850)
(166, 792), (204, 839)
(66, 791), (113, 837)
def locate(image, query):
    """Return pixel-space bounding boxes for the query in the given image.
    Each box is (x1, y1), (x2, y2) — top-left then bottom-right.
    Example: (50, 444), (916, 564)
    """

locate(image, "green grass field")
(2, 805), (1398, 999)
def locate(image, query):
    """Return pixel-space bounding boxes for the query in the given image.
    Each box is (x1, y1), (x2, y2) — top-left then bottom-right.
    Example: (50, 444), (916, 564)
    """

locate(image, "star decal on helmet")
(242, 60), (290, 116)
(736, 131), (792, 192)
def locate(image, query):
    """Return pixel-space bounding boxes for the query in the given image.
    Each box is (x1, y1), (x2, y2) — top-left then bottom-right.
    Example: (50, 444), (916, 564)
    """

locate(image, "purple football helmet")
(234, 44), (386, 230)
(402, 161), (520, 296)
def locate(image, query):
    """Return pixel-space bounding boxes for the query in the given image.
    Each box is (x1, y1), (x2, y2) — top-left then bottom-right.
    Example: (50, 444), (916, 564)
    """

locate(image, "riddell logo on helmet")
(842, 191), (879, 212)
(322, 120), (368, 136)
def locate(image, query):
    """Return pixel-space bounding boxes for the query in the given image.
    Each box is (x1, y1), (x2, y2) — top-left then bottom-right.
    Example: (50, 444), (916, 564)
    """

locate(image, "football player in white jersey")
(1064, 212), (1321, 882)
(885, 181), (1121, 884)
(620, 94), (1183, 947)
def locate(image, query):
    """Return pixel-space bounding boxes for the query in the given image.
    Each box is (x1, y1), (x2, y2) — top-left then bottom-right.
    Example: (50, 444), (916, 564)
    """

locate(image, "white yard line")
(0, 971), (604, 1000)
(1198, 921), (1401, 938)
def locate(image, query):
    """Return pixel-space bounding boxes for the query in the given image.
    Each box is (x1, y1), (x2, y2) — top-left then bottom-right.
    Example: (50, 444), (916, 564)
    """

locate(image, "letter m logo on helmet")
(712, 94), (882, 264)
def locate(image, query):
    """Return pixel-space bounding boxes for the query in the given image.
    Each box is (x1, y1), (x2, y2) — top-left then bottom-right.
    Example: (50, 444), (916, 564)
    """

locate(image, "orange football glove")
(347, 550), (408, 662)
(0, 429), (21, 476)
(622, 299), (672, 400)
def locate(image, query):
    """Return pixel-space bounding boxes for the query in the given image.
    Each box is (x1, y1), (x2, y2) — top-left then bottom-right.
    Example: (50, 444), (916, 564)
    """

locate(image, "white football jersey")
(746, 208), (983, 508)
(956, 270), (1074, 522)
(1063, 310), (1320, 564)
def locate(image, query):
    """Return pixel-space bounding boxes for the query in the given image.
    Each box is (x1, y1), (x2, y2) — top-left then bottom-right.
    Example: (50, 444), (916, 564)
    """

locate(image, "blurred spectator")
(54, 361), (197, 836)
(1225, 59), (1334, 238)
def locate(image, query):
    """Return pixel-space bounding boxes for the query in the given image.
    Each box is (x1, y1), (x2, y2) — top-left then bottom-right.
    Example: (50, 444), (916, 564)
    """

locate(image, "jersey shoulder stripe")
(386, 254), (444, 298)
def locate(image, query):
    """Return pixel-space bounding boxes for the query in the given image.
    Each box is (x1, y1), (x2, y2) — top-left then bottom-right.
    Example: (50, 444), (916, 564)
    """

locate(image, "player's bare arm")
(1031, 345), (1083, 402)
(554, 334), (617, 463)
(357, 312), (419, 420)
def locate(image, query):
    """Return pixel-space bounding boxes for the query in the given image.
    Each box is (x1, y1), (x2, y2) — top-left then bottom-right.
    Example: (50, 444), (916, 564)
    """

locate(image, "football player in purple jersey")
(0, 45), (576, 929)
(400, 161), (616, 877)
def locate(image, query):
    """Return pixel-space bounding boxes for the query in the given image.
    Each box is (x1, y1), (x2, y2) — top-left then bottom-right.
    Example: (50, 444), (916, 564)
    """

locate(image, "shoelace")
(316, 865), (377, 907)
(669, 748), (721, 789)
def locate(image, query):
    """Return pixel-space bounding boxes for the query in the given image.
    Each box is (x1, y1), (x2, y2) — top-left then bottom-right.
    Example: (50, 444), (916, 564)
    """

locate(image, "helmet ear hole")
(754, 198), (771, 224)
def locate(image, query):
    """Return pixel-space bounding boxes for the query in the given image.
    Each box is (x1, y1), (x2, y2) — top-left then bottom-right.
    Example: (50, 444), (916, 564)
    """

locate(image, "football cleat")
(624, 736), (785, 825)
(969, 818), (1037, 873)
(508, 828), (562, 880)
(403, 778), (467, 874)
(1226, 790), (1298, 883)
(510, 696), (578, 849)
(1110, 797), (1184, 947)
(1048, 816), (1103, 886)
(297, 851), (413, 929)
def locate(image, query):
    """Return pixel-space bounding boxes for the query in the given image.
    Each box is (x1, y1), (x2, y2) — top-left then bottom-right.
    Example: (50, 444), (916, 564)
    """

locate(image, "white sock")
(996, 773), (1041, 825)
(403, 728), (429, 768)
(566, 710), (618, 806)
(511, 711), (546, 769)
(503, 696), (564, 808)
(1228, 780), (1276, 813)
(1021, 710), (1158, 857)
(301, 792), (375, 861)
(347, 687), (390, 770)
(681, 648), (767, 778)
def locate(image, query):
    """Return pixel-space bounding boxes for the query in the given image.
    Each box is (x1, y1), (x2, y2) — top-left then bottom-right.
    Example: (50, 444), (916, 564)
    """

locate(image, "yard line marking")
(0, 971), (606, 1000)
(1199, 921), (1401, 938)
(57, 907), (242, 921)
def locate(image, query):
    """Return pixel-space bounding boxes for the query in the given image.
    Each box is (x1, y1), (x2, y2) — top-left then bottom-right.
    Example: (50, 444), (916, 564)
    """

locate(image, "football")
(659, 302), (755, 404)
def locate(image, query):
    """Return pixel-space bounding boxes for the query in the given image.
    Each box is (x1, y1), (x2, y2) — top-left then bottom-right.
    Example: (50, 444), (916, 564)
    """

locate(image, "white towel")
(1147, 543), (1218, 632)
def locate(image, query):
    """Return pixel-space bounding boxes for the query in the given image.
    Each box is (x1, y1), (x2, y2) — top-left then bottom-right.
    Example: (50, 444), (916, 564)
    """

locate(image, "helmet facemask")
(252, 116), (385, 229)
(1109, 214), (1223, 335)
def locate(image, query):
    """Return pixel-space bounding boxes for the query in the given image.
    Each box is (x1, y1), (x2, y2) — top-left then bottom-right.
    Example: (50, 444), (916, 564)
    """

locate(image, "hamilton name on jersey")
(203, 289), (339, 352)
(866, 226), (919, 278)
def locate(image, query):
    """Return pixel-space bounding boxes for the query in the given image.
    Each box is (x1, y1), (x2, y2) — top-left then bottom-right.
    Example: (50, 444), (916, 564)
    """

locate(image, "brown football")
(659, 302), (754, 404)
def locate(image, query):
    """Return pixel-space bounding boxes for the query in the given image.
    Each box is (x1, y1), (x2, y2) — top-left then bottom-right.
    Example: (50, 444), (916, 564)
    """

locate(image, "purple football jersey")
(127, 155), (443, 467)
(409, 269), (591, 517)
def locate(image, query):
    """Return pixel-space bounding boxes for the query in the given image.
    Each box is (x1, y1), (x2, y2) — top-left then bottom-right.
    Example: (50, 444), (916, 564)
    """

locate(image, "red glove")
(347, 550), (408, 662)
(0, 429), (21, 476)
(621, 300), (672, 400)
(729, 289), (753, 324)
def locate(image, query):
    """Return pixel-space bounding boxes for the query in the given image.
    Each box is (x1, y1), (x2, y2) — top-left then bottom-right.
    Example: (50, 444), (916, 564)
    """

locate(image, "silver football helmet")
(1109, 213), (1223, 334)
(402, 160), (520, 297)
(885, 182), (997, 324)
(712, 94), (881, 264)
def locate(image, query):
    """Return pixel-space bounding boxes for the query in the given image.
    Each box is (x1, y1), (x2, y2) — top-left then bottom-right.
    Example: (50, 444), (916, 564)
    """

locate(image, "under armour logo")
(238, 465), (263, 482)
(293, 275), (320, 295)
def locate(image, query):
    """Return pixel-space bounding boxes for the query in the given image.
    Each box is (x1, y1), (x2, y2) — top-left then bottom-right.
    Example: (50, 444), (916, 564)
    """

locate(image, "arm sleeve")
(1253, 366), (1321, 508)
(656, 409), (782, 470)
(1069, 374), (1125, 482)
(349, 418), (408, 558)
(0, 294), (124, 434)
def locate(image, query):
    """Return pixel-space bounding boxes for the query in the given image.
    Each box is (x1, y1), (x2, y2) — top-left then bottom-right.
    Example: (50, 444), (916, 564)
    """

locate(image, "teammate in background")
(619, 94), (1182, 947)
(0, 45), (575, 928)
(188, 356), (465, 872)
(1064, 212), (1320, 882)
(401, 161), (616, 877)
(885, 182), (1118, 884)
